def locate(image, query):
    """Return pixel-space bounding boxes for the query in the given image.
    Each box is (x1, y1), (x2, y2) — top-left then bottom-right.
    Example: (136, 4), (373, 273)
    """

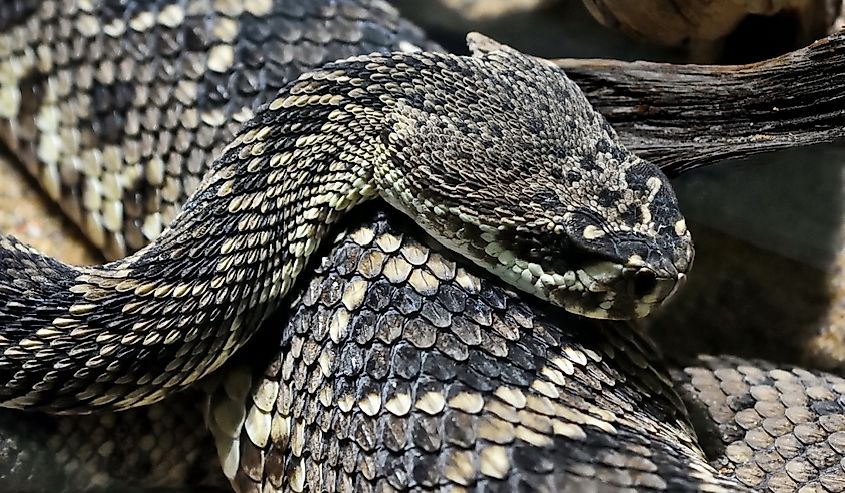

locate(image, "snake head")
(534, 159), (695, 319)
(373, 35), (693, 320)
(442, 151), (695, 320)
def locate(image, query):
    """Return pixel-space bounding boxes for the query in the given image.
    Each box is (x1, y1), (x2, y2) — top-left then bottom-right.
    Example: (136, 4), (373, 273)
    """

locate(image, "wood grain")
(555, 30), (845, 175)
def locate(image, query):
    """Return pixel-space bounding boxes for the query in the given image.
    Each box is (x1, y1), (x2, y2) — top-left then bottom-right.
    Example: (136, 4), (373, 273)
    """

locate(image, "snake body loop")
(0, 3), (690, 413)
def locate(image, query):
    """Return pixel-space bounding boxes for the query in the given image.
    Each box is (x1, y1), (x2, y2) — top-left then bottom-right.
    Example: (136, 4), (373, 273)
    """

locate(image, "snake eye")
(633, 268), (658, 298)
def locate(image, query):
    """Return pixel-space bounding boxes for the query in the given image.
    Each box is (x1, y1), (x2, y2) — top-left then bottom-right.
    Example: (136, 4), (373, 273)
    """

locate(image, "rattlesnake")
(0, 1), (841, 492)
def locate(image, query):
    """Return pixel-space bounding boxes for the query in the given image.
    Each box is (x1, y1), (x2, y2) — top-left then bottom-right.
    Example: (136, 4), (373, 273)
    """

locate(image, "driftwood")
(580, 0), (836, 48)
(554, 30), (845, 176)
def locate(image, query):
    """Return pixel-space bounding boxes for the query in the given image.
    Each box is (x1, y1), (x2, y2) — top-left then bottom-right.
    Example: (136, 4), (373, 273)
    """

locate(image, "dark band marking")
(90, 81), (135, 145)
(0, 0), (40, 32)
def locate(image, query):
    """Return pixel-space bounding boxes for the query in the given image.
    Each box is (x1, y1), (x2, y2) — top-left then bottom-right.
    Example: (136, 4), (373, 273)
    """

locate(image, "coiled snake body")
(0, 1), (840, 492)
(0, 0), (690, 411)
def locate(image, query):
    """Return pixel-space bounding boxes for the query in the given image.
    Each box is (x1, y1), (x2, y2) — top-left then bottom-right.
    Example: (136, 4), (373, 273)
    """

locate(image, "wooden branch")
(553, 31), (845, 176)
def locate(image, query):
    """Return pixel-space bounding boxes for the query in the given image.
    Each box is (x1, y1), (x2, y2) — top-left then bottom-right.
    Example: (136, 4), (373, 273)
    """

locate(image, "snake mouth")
(528, 260), (686, 320)
(394, 199), (691, 320)
(479, 243), (687, 320)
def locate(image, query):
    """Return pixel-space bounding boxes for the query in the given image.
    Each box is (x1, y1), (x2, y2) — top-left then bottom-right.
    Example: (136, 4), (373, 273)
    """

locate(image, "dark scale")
(96, 0), (151, 25)
(89, 81), (135, 144)
(9, 71), (46, 144)
(0, 0), (39, 32)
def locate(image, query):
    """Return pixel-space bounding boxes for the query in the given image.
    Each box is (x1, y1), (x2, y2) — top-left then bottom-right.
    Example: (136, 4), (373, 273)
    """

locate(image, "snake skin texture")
(0, 0), (434, 411)
(204, 208), (742, 493)
(0, 1), (844, 492)
(676, 356), (845, 492)
(0, 390), (226, 492)
(0, 0), (434, 260)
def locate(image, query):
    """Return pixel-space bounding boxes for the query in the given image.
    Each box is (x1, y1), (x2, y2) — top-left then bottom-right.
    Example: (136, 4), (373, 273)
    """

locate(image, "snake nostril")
(633, 269), (658, 298)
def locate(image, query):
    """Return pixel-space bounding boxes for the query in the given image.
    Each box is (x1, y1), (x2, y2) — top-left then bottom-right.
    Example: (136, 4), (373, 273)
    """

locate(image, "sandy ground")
(0, 154), (97, 265)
